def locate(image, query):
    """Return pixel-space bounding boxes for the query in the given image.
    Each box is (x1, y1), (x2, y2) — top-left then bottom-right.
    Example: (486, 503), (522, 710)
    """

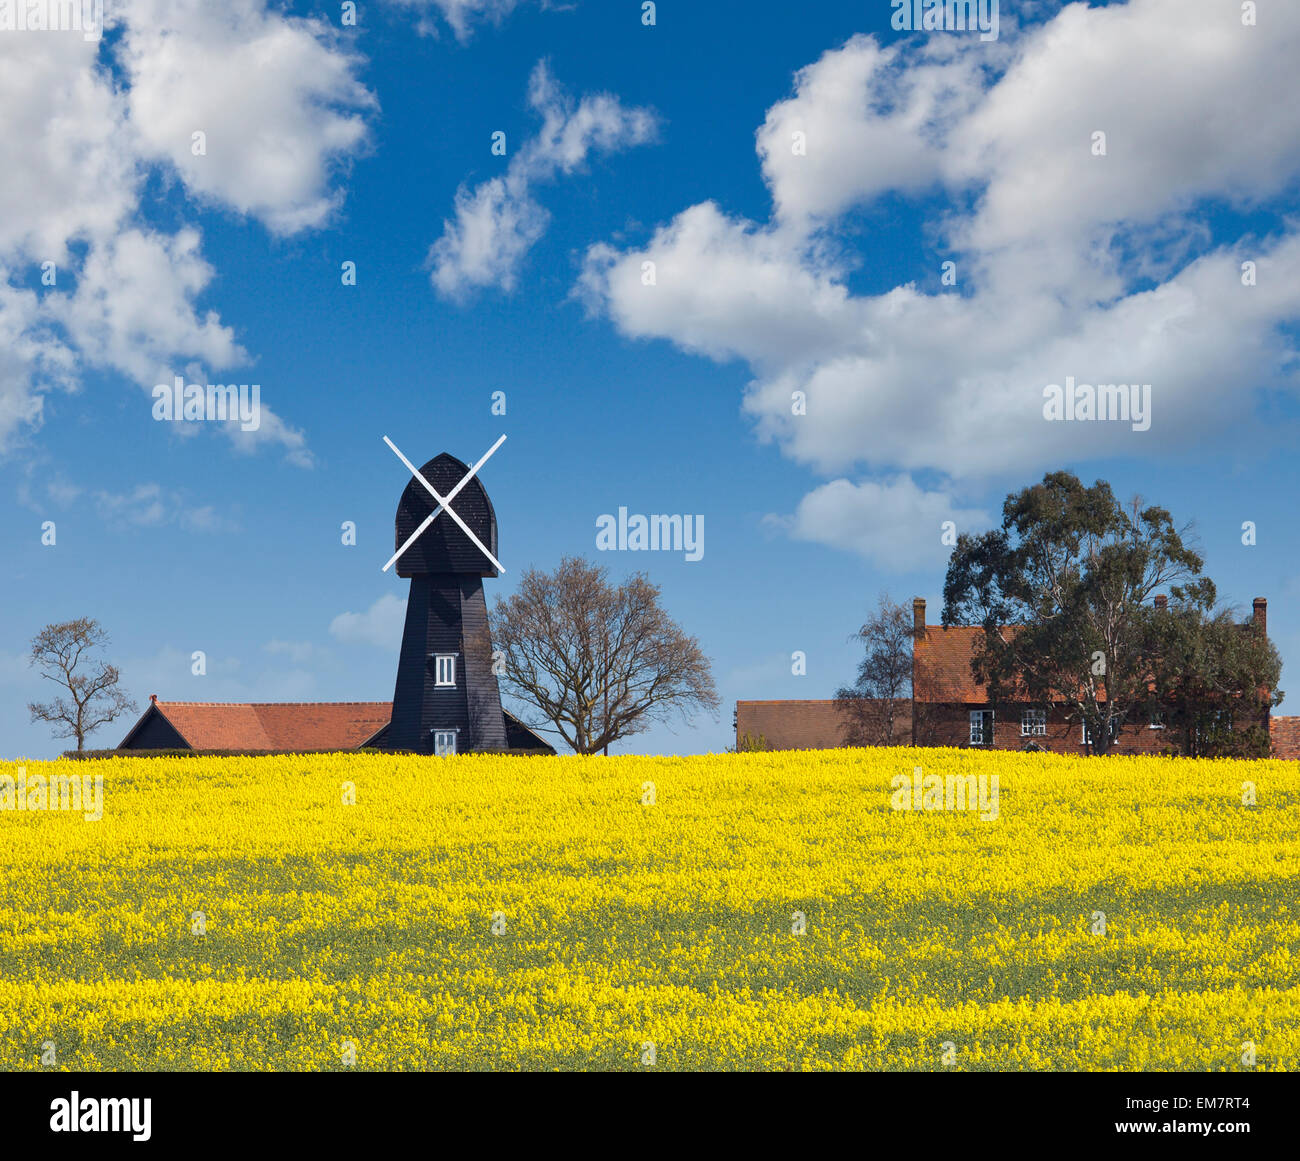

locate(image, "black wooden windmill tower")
(380, 435), (509, 755)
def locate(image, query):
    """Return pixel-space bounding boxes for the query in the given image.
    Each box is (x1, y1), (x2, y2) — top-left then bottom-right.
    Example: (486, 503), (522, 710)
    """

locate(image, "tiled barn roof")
(119, 698), (554, 754)
(735, 699), (913, 749)
(136, 700), (394, 751)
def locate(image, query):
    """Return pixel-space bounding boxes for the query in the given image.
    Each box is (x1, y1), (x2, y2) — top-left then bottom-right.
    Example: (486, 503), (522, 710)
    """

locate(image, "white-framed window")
(433, 729), (458, 756)
(1082, 719), (1120, 746)
(1149, 710), (1166, 730)
(434, 654), (457, 687)
(1021, 709), (1047, 737)
(969, 710), (994, 745)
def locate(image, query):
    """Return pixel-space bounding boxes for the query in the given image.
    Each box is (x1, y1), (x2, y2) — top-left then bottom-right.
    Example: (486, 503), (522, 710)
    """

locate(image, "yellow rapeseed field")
(0, 747), (1296, 1071)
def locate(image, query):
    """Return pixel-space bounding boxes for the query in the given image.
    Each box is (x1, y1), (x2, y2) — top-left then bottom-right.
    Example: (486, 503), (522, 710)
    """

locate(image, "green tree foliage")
(1142, 582), (1282, 758)
(942, 471), (1221, 755)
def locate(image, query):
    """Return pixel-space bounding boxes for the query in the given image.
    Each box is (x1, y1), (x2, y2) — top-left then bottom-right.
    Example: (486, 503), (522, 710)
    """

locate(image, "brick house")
(736, 595), (1300, 758)
(912, 596), (1177, 756)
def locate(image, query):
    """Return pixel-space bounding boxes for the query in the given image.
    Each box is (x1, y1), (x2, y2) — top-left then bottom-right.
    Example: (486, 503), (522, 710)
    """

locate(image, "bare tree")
(835, 594), (915, 745)
(489, 557), (719, 754)
(28, 618), (137, 751)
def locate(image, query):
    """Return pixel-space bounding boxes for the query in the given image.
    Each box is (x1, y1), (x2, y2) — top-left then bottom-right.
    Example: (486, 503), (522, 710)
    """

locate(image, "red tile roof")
(736, 699), (912, 750)
(147, 701), (392, 751)
(914, 624), (1084, 703)
(914, 625), (990, 703)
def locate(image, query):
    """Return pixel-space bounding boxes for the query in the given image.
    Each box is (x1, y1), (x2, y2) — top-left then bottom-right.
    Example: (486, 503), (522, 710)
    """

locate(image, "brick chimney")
(150, 693), (158, 704)
(1154, 594), (1167, 611)
(913, 597), (926, 637)
(1253, 597), (1267, 635)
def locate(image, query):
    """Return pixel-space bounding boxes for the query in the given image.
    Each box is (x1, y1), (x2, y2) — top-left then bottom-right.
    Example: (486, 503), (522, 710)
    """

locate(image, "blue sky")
(3, 0), (1299, 758)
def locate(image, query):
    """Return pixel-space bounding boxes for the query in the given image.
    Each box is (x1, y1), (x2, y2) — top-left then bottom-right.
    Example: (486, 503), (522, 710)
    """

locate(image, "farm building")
(117, 696), (554, 754)
(736, 596), (1300, 758)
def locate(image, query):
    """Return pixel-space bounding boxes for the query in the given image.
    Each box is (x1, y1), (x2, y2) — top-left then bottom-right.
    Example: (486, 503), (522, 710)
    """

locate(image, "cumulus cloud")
(579, 0), (1300, 558)
(0, 0), (377, 462)
(329, 594), (408, 649)
(117, 0), (376, 235)
(49, 228), (244, 384)
(430, 61), (658, 298)
(766, 476), (991, 571)
(756, 35), (986, 228)
(0, 34), (138, 263)
(0, 280), (77, 449)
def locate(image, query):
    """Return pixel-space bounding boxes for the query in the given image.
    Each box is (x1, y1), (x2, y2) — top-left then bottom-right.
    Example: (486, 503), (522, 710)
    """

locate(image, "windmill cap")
(393, 451), (499, 578)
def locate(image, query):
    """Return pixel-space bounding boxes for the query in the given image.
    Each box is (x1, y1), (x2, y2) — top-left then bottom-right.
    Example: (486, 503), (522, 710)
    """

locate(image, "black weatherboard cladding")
(121, 707), (188, 750)
(394, 453), (499, 578)
(384, 451), (508, 754)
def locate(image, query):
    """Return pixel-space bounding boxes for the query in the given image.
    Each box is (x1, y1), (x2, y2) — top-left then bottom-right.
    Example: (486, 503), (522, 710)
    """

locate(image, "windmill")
(379, 435), (508, 755)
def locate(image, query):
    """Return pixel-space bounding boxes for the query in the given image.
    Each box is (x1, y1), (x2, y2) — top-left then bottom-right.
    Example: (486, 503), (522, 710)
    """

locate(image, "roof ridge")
(156, 700), (393, 706)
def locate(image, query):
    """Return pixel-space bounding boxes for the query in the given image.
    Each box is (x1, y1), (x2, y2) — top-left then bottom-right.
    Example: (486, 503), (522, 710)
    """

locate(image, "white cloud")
(579, 203), (862, 373)
(580, 0), (1300, 552)
(756, 35), (985, 228)
(0, 280), (77, 450)
(0, 34), (138, 263)
(0, 0), (378, 463)
(49, 228), (244, 384)
(430, 61), (658, 298)
(219, 405), (315, 470)
(93, 483), (240, 531)
(431, 177), (551, 297)
(767, 476), (991, 570)
(94, 484), (169, 526)
(329, 594), (408, 649)
(117, 0), (376, 235)
(381, 0), (527, 42)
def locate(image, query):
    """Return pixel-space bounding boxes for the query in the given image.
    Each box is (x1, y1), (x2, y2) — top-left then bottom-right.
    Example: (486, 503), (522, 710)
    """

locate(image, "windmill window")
(434, 654), (457, 687)
(433, 730), (458, 756)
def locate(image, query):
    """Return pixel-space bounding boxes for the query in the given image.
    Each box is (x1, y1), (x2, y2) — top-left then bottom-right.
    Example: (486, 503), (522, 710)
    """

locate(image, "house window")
(434, 654), (457, 687)
(1149, 710), (1166, 730)
(1082, 719), (1120, 746)
(433, 729), (458, 756)
(1021, 709), (1047, 737)
(1194, 711), (1234, 746)
(969, 710), (994, 745)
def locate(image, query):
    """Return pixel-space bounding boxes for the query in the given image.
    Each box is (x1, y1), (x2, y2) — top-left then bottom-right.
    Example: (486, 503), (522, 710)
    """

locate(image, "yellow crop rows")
(0, 747), (1296, 1070)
